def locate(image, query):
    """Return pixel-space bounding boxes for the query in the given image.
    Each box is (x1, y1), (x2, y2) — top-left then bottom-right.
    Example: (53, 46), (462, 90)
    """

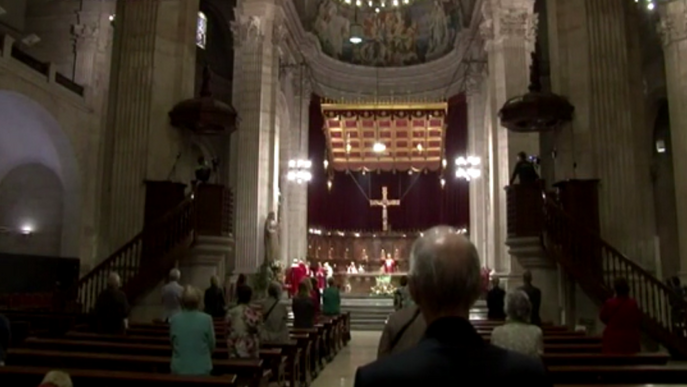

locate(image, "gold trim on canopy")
(321, 99), (448, 172)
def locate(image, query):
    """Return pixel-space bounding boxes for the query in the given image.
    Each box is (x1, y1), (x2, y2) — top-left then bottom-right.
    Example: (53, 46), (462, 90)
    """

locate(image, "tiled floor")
(311, 331), (381, 387)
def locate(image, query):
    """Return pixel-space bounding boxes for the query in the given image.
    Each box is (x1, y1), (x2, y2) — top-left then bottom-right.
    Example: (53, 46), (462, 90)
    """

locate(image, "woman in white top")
(490, 289), (544, 357)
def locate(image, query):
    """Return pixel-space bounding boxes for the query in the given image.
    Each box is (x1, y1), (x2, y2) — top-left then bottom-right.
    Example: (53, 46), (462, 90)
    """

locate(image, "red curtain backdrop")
(307, 94), (469, 232)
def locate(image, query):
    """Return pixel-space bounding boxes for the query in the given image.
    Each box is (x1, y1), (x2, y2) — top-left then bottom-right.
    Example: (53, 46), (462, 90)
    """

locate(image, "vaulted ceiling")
(293, 0), (479, 67)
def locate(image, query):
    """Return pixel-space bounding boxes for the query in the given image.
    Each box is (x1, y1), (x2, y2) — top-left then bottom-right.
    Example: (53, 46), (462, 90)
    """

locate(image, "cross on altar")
(369, 186), (400, 232)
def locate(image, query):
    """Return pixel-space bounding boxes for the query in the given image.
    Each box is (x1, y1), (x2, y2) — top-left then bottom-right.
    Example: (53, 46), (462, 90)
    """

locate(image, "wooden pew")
(21, 337), (287, 387)
(541, 353), (670, 366)
(0, 365), (237, 387)
(547, 365), (687, 384)
(6, 349), (269, 387)
(543, 344), (602, 354)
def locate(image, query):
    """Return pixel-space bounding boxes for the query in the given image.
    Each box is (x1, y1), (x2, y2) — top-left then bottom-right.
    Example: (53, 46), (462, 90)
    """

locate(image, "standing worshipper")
(292, 279), (316, 329)
(356, 226), (550, 387)
(93, 272), (130, 335)
(260, 282), (290, 343)
(487, 277), (506, 320)
(0, 313), (9, 366)
(204, 275), (226, 318)
(310, 277), (321, 317)
(393, 276), (413, 311)
(599, 277), (641, 354)
(170, 286), (216, 375)
(226, 285), (262, 358)
(491, 290), (544, 357)
(322, 277), (341, 316)
(162, 269), (184, 322)
(518, 271), (542, 326)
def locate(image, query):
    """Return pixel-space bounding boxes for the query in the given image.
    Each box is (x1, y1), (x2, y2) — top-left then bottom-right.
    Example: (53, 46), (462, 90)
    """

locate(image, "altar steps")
(285, 295), (487, 331)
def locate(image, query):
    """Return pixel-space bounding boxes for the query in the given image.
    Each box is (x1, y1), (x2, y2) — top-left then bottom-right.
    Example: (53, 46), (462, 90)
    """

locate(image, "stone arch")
(0, 90), (81, 257)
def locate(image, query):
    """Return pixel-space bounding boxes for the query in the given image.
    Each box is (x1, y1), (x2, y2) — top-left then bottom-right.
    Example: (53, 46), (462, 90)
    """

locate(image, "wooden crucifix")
(369, 186), (400, 232)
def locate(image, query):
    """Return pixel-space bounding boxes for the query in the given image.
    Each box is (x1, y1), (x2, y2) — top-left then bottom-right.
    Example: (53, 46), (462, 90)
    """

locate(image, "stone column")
(231, 8), (281, 274)
(481, 0), (539, 277)
(288, 79), (311, 263)
(660, 0), (687, 280)
(102, 0), (199, 251)
(547, 0), (655, 268)
(467, 77), (491, 268)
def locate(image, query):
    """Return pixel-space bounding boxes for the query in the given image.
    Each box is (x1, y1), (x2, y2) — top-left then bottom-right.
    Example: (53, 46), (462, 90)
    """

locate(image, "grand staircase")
(540, 191), (687, 357)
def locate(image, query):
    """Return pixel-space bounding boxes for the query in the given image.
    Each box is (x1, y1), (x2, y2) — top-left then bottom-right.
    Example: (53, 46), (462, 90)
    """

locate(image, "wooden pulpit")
(506, 181), (545, 238)
(195, 183), (233, 236)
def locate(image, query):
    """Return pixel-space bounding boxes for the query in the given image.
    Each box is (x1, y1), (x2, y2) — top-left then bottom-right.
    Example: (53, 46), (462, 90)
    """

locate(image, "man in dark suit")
(519, 270), (542, 326)
(354, 227), (551, 387)
(487, 277), (506, 320)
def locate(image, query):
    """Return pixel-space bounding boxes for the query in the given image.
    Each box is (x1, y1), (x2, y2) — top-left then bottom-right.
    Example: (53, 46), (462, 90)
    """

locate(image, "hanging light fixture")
(287, 159), (312, 183)
(373, 142), (386, 153)
(349, 6), (363, 44)
(455, 156), (481, 181)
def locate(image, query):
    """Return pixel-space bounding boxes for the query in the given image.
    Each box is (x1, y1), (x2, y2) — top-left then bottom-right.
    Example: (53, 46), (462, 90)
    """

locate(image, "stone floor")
(311, 331), (381, 387)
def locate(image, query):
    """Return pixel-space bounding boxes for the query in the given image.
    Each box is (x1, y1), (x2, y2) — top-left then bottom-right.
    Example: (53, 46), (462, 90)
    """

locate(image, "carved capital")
(480, 1), (537, 48)
(72, 23), (99, 49)
(231, 15), (264, 49)
(659, 2), (687, 46)
(272, 22), (288, 47)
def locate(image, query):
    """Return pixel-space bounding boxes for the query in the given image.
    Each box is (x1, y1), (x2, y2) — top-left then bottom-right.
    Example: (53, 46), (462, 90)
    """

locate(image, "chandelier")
(287, 159), (312, 184)
(341, 0), (412, 12)
(455, 156), (481, 181)
(634, 0), (655, 11)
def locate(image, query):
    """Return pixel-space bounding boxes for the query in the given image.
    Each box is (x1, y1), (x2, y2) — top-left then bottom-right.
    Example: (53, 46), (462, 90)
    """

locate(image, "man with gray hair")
(162, 268), (184, 322)
(356, 226), (550, 387)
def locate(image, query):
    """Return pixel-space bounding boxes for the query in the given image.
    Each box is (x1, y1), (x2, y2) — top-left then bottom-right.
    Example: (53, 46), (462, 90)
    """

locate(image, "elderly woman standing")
(226, 285), (262, 358)
(169, 285), (216, 375)
(490, 290), (544, 357)
(260, 282), (290, 343)
(93, 272), (130, 335)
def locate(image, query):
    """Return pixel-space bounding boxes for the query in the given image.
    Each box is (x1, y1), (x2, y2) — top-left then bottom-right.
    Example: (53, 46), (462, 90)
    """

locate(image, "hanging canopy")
(321, 100), (448, 172)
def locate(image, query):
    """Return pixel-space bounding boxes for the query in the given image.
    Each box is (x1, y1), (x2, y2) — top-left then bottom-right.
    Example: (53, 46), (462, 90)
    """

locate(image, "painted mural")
(303, 0), (465, 67)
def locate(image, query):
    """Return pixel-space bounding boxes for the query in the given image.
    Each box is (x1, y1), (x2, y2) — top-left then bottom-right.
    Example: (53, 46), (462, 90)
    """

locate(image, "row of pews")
(3, 310), (687, 385)
(472, 320), (687, 384)
(0, 310), (351, 387)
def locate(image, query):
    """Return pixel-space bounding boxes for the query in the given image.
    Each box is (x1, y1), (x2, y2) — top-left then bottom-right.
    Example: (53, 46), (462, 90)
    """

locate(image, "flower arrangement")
(370, 275), (397, 296)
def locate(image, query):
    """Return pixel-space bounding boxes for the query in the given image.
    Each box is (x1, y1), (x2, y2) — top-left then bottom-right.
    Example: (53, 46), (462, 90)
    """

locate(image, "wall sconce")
(20, 225), (33, 236)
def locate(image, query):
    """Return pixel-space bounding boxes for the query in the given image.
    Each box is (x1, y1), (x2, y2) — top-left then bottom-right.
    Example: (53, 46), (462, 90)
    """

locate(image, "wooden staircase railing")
(74, 194), (196, 314)
(542, 194), (687, 356)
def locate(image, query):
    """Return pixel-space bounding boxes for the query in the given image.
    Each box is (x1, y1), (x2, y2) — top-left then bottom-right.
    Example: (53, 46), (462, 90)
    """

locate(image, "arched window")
(197, 11), (208, 49)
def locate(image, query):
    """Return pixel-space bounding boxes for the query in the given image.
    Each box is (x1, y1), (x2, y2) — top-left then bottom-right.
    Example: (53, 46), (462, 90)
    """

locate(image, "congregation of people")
(0, 223), (651, 385)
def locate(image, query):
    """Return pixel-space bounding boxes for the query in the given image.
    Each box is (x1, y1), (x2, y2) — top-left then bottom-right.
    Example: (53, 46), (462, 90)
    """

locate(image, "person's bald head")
(408, 226), (481, 321)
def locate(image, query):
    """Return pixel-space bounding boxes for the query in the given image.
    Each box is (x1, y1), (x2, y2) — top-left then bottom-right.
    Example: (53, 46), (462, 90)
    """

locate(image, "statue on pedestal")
(263, 211), (280, 264)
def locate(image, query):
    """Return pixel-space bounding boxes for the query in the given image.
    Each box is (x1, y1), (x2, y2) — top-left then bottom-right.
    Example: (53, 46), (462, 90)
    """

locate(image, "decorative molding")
(230, 15), (264, 49)
(480, 0), (537, 49)
(270, 0), (487, 98)
(72, 23), (99, 49)
(658, 2), (687, 46)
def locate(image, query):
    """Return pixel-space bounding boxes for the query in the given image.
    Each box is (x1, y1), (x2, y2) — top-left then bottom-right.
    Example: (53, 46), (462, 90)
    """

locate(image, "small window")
(197, 12), (208, 49)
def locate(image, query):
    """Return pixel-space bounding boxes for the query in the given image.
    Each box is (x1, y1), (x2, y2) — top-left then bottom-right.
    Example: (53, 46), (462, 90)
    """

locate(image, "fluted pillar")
(289, 81), (311, 263)
(547, 0), (655, 267)
(231, 7), (281, 274)
(481, 0), (539, 275)
(467, 78), (491, 268)
(660, 0), (687, 280)
(103, 0), (198, 251)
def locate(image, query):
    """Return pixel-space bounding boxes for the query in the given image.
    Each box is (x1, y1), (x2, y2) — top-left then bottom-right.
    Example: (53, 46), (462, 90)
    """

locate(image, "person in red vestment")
(599, 277), (641, 354)
(382, 255), (395, 274)
(288, 260), (306, 297)
(315, 263), (326, 290)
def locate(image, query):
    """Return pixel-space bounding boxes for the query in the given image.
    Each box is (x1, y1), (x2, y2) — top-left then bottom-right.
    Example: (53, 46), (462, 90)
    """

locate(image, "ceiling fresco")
(294, 0), (474, 67)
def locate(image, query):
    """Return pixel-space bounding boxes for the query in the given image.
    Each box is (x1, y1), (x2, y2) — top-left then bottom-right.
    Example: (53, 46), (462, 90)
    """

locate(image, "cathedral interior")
(2, 0), (687, 384)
